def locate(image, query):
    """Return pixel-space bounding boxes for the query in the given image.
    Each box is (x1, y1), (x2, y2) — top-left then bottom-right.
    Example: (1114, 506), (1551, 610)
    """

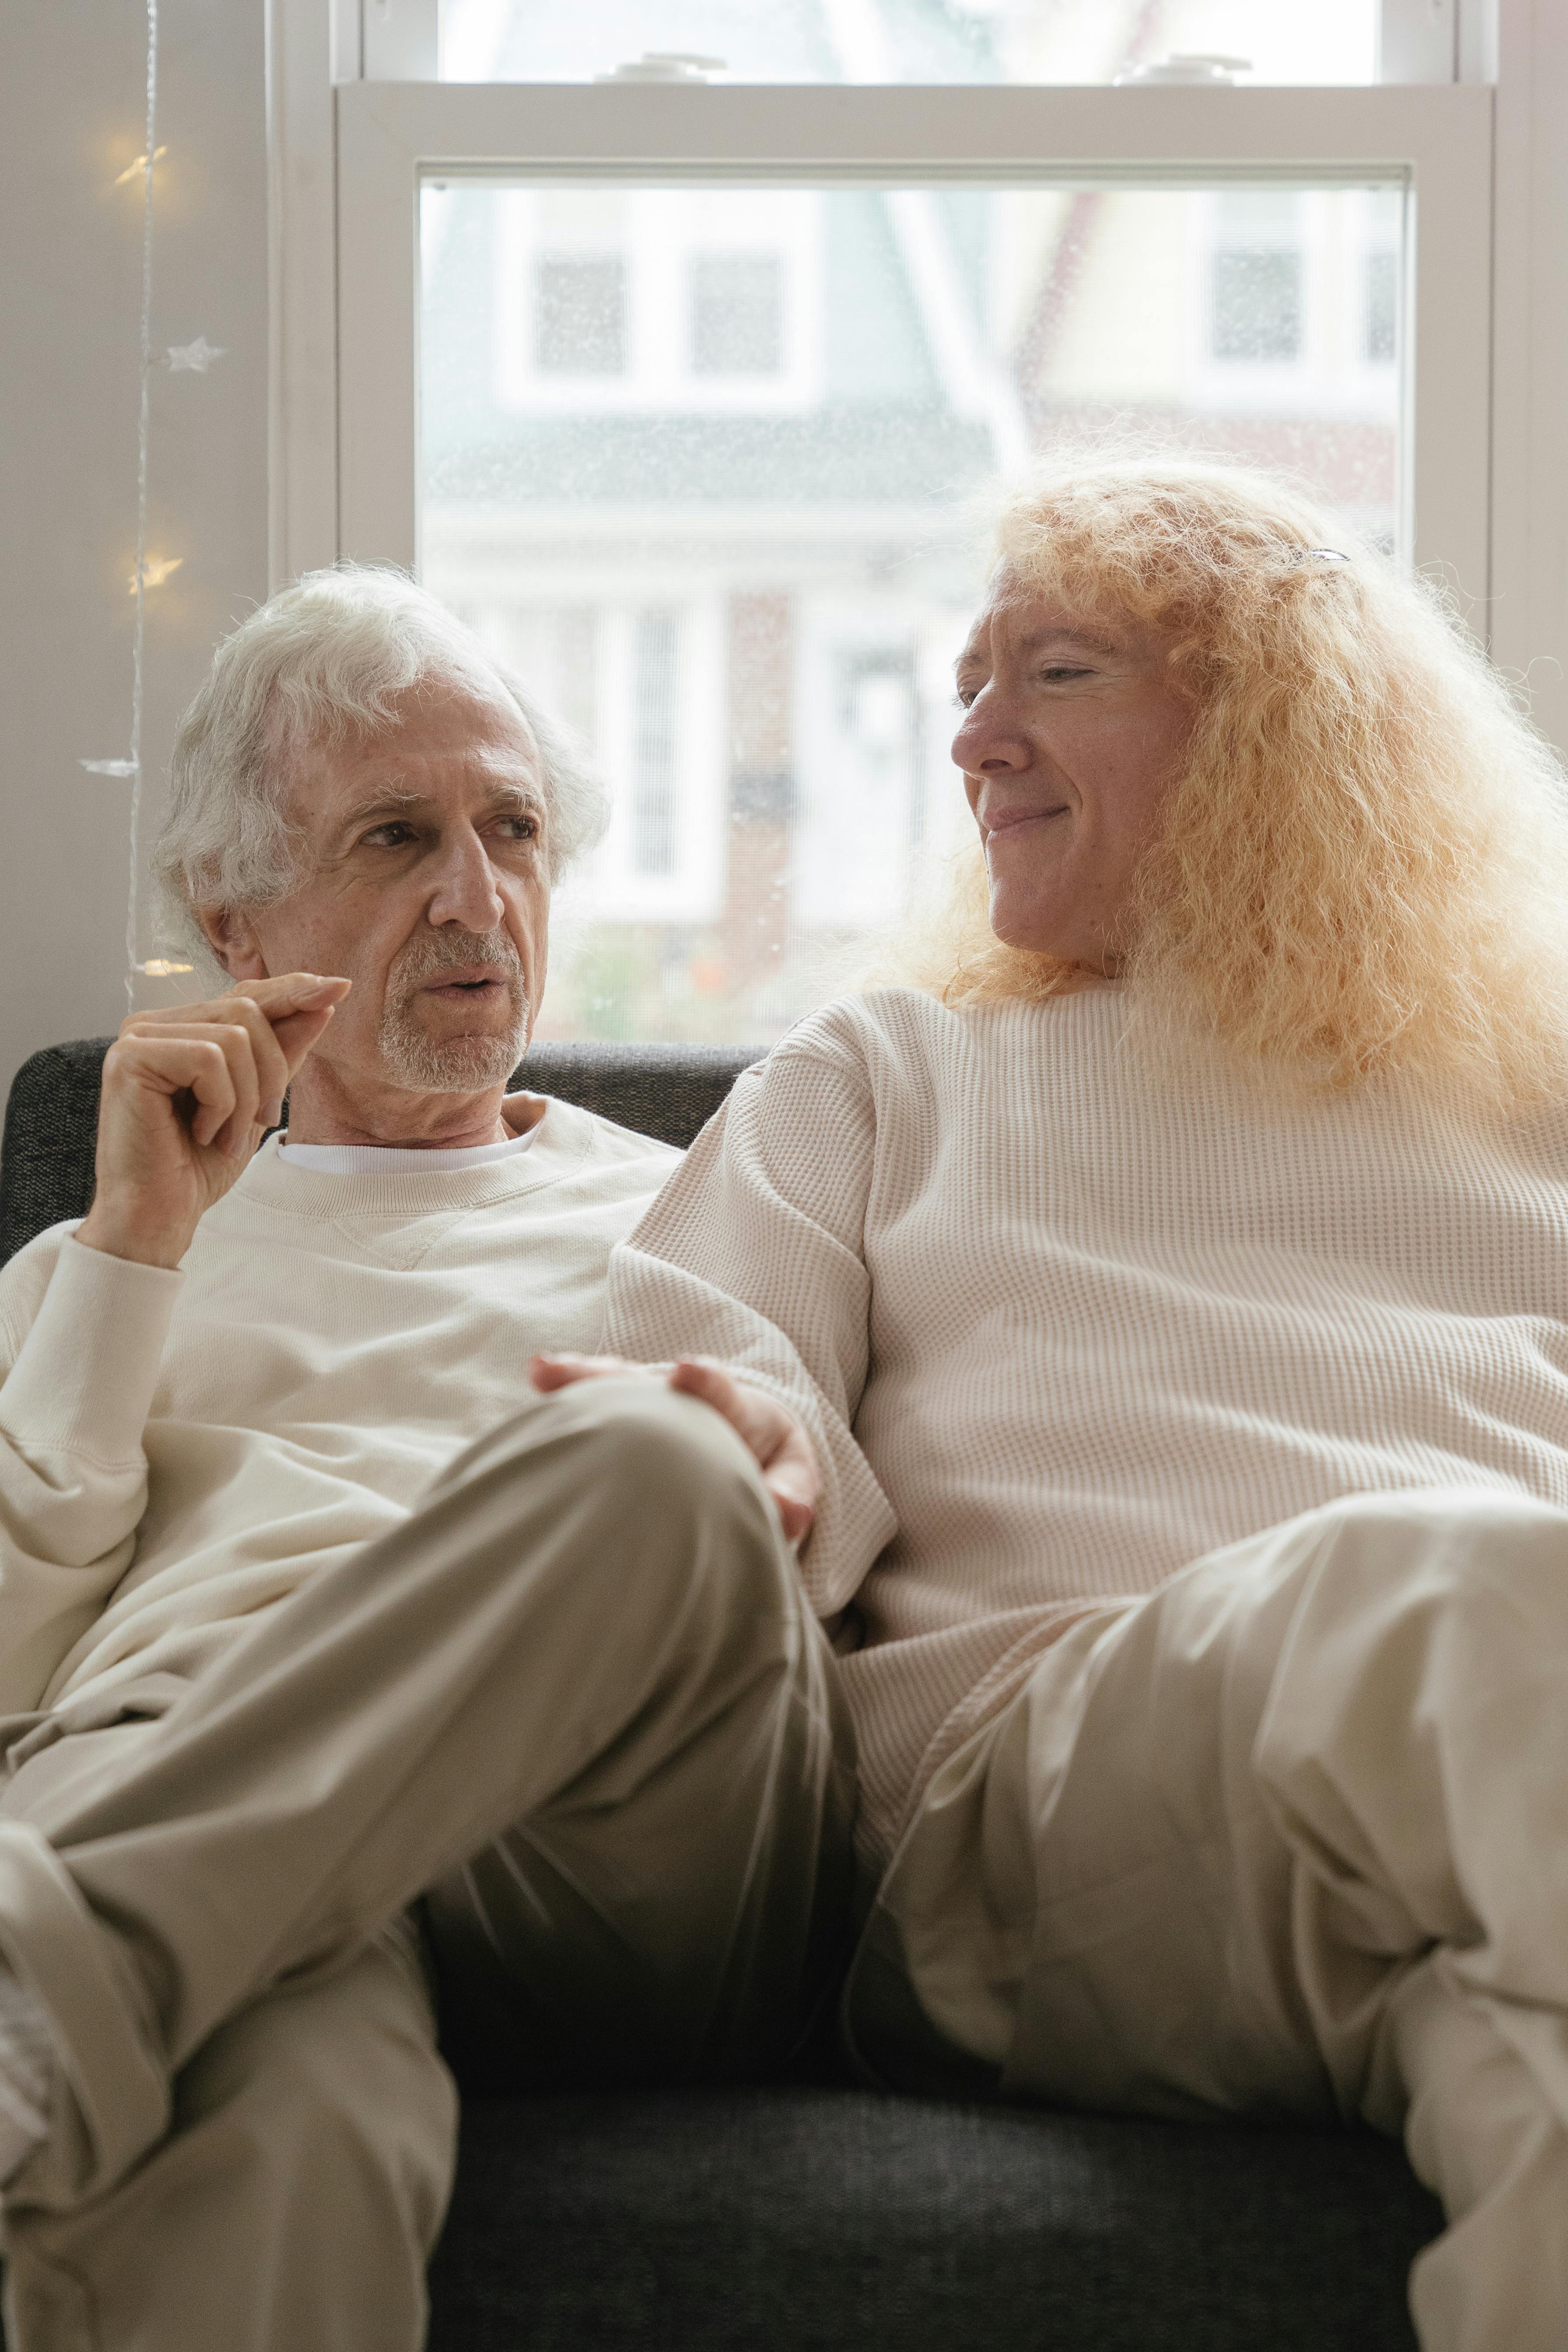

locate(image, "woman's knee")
(1286, 1487), (1568, 1652)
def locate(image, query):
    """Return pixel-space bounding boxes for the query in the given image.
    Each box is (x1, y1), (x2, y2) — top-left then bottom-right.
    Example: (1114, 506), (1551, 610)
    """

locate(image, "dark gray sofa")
(0, 1036), (1442, 2351)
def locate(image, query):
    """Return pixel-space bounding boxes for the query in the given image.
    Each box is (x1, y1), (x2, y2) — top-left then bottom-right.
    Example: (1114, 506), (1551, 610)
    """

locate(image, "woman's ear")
(196, 904), (268, 982)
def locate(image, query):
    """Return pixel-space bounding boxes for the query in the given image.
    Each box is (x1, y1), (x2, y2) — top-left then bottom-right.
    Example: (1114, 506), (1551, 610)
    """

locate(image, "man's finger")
(127, 975), (350, 1120)
(224, 972), (353, 1018)
(119, 1035), (240, 1149)
(227, 975), (353, 1095)
(124, 972), (349, 1037)
(170, 1022), (263, 1156)
(126, 1014), (278, 1155)
(194, 993), (292, 1126)
(265, 1001), (343, 1094)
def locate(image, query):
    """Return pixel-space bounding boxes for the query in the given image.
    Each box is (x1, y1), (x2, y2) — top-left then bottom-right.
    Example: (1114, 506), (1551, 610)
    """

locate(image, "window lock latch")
(595, 53), (728, 85)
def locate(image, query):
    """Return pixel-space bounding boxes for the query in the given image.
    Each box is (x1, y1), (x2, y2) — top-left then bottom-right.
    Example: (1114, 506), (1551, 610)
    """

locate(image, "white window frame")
(265, 0), (1568, 754)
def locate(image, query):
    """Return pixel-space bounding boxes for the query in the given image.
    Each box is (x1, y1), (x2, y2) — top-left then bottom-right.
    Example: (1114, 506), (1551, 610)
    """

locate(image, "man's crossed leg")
(0, 1377), (855, 2352)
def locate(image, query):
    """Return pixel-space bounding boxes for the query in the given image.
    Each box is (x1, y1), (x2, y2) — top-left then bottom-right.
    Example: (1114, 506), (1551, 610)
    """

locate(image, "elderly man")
(0, 566), (852, 2351)
(541, 460), (1568, 2352)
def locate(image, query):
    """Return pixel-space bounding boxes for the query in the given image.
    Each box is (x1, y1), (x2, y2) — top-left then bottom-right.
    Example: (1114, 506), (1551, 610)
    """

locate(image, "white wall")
(0, 0), (269, 1103)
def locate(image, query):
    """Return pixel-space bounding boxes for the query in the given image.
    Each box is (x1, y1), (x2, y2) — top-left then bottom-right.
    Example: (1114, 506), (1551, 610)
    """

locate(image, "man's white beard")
(376, 927), (530, 1094)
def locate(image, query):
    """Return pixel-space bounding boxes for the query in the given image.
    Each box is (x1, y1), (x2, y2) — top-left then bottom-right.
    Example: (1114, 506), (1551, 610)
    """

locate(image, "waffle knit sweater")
(604, 988), (1568, 1859)
(0, 1100), (678, 1723)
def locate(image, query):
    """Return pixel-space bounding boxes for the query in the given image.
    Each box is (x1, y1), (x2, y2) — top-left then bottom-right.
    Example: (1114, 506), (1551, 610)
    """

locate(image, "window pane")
(420, 178), (1404, 1045)
(440, 0), (1380, 88)
(1214, 251), (1303, 361)
(534, 255), (627, 374)
(692, 255), (784, 376)
(632, 611), (681, 873)
(1364, 247), (1398, 363)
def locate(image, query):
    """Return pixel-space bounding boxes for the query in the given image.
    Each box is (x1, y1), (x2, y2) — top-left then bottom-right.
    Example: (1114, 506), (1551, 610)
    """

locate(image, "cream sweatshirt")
(604, 988), (1568, 1858)
(0, 1099), (678, 1722)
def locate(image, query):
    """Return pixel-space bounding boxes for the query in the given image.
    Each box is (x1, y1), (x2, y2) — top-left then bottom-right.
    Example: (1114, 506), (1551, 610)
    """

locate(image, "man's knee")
(547, 1372), (765, 1496)
(449, 1375), (790, 1603)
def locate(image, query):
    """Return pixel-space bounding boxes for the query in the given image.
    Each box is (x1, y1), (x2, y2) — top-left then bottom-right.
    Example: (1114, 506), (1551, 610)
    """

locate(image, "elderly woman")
(544, 460), (1568, 2352)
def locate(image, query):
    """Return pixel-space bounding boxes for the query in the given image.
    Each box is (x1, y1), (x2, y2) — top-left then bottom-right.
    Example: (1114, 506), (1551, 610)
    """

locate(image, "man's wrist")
(76, 1204), (193, 1272)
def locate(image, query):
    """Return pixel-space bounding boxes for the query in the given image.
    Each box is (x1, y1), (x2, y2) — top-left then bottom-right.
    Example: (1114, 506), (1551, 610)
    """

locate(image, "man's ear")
(196, 904), (268, 983)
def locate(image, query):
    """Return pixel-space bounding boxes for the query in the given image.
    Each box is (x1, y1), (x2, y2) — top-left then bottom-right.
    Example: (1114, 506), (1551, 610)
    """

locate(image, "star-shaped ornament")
(164, 335), (226, 374)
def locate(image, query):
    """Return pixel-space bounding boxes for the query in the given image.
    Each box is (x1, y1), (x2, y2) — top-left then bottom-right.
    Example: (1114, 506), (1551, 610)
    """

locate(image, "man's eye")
(1040, 666), (1093, 684)
(497, 816), (537, 840)
(954, 687), (980, 709)
(362, 822), (416, 848)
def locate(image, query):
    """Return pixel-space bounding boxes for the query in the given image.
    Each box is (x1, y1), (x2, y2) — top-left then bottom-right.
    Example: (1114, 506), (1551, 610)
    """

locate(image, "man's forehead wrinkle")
(328, 784), (426, 832)
(336, 775), (542, 818)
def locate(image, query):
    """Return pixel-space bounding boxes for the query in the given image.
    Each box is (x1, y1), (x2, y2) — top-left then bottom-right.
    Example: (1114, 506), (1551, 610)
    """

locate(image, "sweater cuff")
(0, 1236), (182, 1464)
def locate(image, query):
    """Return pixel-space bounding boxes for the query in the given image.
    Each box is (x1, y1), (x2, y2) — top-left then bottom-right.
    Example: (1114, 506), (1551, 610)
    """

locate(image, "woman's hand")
(529, 1352), (820, 1545)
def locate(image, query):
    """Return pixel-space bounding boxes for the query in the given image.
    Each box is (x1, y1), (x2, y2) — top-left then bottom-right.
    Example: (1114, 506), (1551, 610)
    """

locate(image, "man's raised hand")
(77, 973), (352, 1270)
(529, 1352), (821, 1546)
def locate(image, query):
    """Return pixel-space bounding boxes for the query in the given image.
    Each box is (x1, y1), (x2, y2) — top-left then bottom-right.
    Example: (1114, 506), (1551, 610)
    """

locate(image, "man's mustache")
(387, 929), (525, 994)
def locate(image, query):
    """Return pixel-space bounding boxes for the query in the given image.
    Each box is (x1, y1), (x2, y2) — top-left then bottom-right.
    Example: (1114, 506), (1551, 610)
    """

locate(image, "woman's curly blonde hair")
(905, 456), (1568, 1112)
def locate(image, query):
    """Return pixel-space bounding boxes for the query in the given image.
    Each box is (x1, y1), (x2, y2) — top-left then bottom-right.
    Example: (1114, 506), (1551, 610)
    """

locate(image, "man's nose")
(425, 829), (506, 932)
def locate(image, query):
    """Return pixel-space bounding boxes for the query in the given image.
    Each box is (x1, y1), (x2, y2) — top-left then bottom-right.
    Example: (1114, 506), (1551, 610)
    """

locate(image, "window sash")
(332, 81), (1490, 608)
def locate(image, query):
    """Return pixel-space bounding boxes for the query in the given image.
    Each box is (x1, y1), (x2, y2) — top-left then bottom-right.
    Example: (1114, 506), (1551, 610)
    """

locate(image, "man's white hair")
(153, 564), (608, 968)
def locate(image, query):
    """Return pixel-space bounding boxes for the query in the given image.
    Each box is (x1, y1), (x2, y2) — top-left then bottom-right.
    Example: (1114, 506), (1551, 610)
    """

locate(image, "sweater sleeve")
(0, 1230), (181, 1709)
(603, 1028), (898, 1620)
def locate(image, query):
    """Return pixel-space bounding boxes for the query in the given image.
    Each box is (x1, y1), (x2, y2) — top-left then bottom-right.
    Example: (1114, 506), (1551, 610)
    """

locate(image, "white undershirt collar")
(276, 1129), (536, 1175)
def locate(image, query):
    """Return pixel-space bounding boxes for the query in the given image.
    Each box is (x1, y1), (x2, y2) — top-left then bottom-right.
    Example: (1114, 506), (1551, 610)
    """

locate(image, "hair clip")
(1298, 547), (1350, 565)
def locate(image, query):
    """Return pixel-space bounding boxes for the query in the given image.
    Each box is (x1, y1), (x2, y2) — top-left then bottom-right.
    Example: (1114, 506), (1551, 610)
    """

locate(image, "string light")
(112, 144), (166, 188)
(127, 554), (183, 593)
(81, 15), (228, 1002)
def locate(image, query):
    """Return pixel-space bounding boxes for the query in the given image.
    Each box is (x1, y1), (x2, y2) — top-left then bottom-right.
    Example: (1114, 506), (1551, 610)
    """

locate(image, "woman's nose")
(952, 696), (1027, 775)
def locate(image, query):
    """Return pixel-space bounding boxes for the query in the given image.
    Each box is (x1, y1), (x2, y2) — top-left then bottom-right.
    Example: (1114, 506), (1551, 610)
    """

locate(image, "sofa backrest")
(0, 1038), (763, 1267)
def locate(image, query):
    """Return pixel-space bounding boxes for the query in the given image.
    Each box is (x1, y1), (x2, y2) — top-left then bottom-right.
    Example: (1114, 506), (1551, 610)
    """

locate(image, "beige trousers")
(845, 1486), (1568, 2352)
(0, 1377), (855, 2352)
